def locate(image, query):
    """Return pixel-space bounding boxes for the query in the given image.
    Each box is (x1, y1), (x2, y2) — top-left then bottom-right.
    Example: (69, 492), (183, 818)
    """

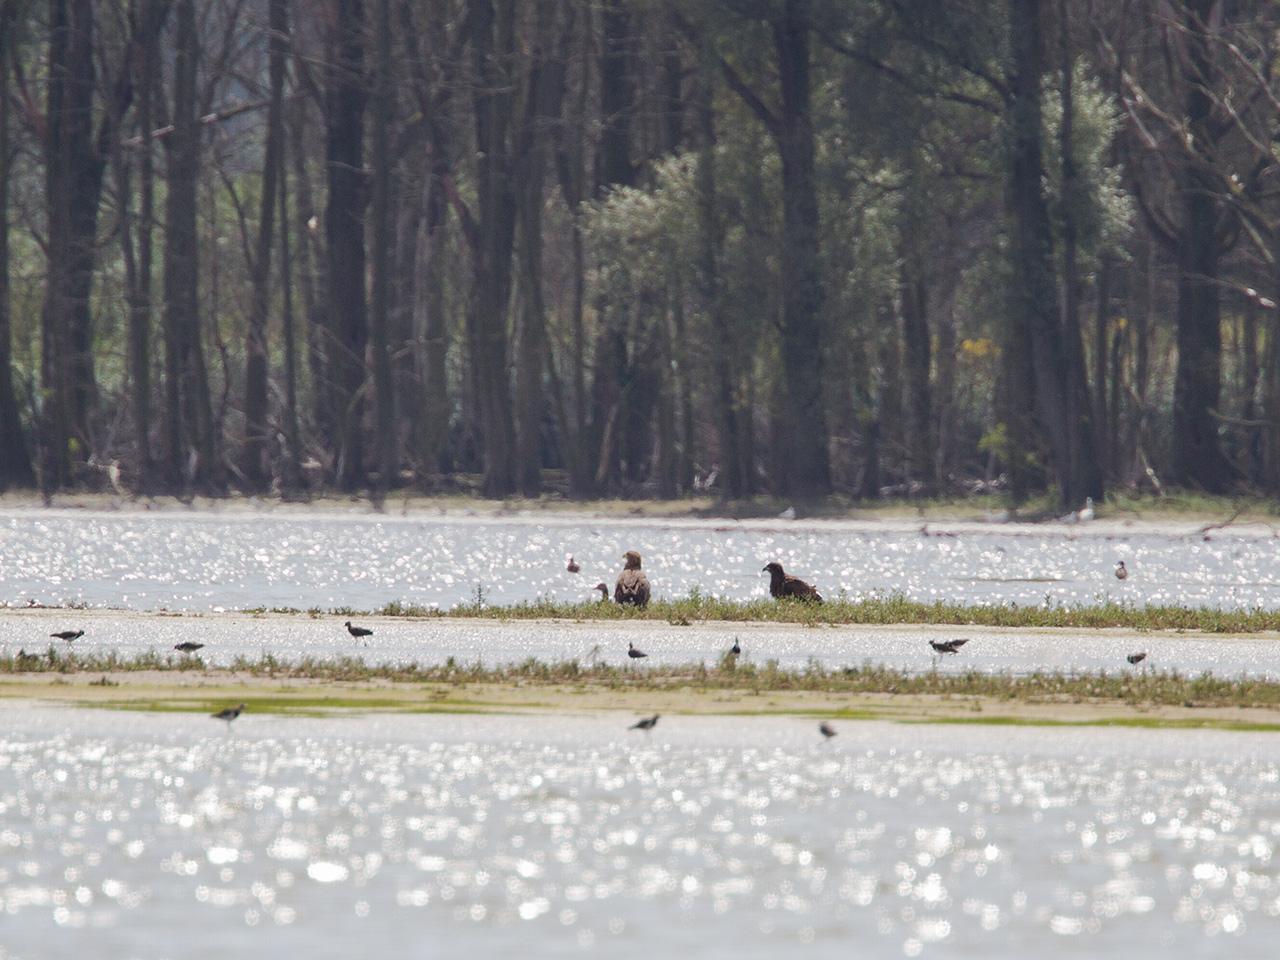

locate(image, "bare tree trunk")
(418, 174), (450, 476)
(368, 0), (394, 498)
(514, 5), (555, 497)
(288, 97), (326, 447)
(1171, 0), (1232, 491)
(163, 0), (219, 491)
(133, 11), (161, 491)
(0, 4), (34, 489)
(242, 0), (289, 490)
(695, 57), (742, 499)
(277, 86), (303, 495)
(1008, 0), (1099, 509)
(1093, 255), (1113, 477)
(773, 0), (831, 497)
(900, 247), (932, 492)
(470, 0), (519, 497)
(325, 0), (369, 491)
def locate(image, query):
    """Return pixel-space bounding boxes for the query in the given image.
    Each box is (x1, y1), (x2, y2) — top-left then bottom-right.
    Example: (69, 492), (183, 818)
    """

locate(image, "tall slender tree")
(0, 0), (35, 489)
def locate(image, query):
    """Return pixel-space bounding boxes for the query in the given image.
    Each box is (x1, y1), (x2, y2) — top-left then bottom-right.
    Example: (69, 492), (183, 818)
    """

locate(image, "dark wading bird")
(762, 562), (823, 602)
(566, 555), (581, 574)
(593, 582), (610, 601)
(211, 703), (245, 726)
(1115, 560), (1128, 581)
(615, 551), (651, 608)
(1127, 651), (1148, 665)
(729, 637), (741, 656)
(344, 621), (373, 643)
(628, 642), (648, 659)
(929, 638), (969, 655)
(174, 641), (205, 653)
(819, 722), (837, 739)
(630, 714), (660, 731)
(50, 629), (84, 642)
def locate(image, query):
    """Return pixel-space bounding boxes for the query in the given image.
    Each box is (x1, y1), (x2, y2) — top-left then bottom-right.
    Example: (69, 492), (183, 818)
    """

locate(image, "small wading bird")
(762, 562), (823, 602)
(1115, 560), (1128, 580)
(1127, 651), (1148, 666)
(566, 555), (581, 574)
(593, 582), (610, 601)
(819, 721), (837, 739)
(630, 714), (660, 732)
(211, 703), (245, 726)
(344, 620), (373, 643)
(729, 637), (741, 656)
(628, 642), (648, 659)
(929, 638), (969, 655)
(174, 641), (204, 653)
(50, 629), (83, 642)
(615, 551), (651, 607)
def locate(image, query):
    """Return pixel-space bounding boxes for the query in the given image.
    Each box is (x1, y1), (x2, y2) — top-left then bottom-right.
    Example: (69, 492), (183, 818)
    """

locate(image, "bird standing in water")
(615, 551), (651, 607)
(762, 562), (823, 602)
(1115, 561), (1128, 580)
(819, 722), (837, 739)
(50, 629), (83, 642)
(630, 714), (659, 732)
(628, 642), (648, 659)
(729, 637), (741, 656)
(211, 703), (245, 726)
(174, 641), (204, 653)
(344, 621), (373, 644)
(1127, 651), (1147, 666)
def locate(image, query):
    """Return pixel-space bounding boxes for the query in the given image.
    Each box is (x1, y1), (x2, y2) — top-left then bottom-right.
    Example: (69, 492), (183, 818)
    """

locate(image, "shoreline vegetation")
(171, 596), (1280, 635)
(3, 489), (1280, 528)
(13, 594), (1280, 635)
(5, 650), (1280, 731)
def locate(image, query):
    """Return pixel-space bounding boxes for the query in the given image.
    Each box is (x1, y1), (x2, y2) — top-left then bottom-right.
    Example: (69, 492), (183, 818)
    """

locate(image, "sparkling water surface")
(2, 708), (1279, 958)
(1, 508), (1279, 613)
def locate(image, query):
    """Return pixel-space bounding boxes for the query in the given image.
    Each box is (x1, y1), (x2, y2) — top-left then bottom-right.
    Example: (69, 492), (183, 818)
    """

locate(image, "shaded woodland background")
(1, 0), (1279, 508)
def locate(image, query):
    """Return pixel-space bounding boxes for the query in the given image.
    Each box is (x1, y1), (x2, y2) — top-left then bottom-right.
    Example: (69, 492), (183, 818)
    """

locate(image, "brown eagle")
(762, 562), (823, 602)
(615, 551), (651, 607)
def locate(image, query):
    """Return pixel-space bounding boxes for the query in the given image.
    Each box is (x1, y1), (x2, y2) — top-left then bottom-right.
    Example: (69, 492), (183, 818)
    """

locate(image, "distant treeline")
(1, 0), (1279, 507)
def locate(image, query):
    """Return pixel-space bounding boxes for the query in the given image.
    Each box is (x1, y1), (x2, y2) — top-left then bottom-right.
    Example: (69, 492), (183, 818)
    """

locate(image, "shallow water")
(2, 611), (1277, 680)
(2, 708), (1279, 958)
(2, 509), (1279, 613)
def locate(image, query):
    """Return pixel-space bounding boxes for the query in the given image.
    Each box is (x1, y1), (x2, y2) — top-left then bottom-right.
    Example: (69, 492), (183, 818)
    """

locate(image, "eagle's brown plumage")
(615, 551), (651, 607)
(763, 562), (822, 602)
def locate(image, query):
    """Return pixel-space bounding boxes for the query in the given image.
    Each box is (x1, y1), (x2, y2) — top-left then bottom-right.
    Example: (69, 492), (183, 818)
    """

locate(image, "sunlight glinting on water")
(3, 512), (1280, 613)
(2, 713), (1280, 957)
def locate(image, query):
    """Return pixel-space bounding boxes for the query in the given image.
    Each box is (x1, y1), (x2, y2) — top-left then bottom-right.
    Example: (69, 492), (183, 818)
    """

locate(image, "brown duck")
(615, 551), (651, 607)
(762, 562), (822, 602)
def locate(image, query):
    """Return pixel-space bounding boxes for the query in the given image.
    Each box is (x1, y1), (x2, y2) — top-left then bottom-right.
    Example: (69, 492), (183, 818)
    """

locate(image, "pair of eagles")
(600, 555), (823, 607)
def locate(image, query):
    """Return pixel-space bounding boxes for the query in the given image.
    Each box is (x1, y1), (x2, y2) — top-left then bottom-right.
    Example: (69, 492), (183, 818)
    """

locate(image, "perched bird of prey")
(211, 703), (245, 726)
(174, 642), (205, 653)
(615, 551), (651, 607)
(819, 722), (837, 739)
(50, 629), (84, 642)
(929, 638), (969, 655)
(1127, 651), (1147, 665)
(1115, 560), (1128, 580)
(566, 555), (581, 573)
(762, 562), (823, 602)
(629, 714), (660, 731)
(628, 642), (648, 659)
(344, 621), (373, 643)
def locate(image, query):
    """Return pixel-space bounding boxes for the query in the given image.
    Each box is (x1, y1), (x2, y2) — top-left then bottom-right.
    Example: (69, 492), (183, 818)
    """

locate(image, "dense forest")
(1, 0), (1279, 507)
